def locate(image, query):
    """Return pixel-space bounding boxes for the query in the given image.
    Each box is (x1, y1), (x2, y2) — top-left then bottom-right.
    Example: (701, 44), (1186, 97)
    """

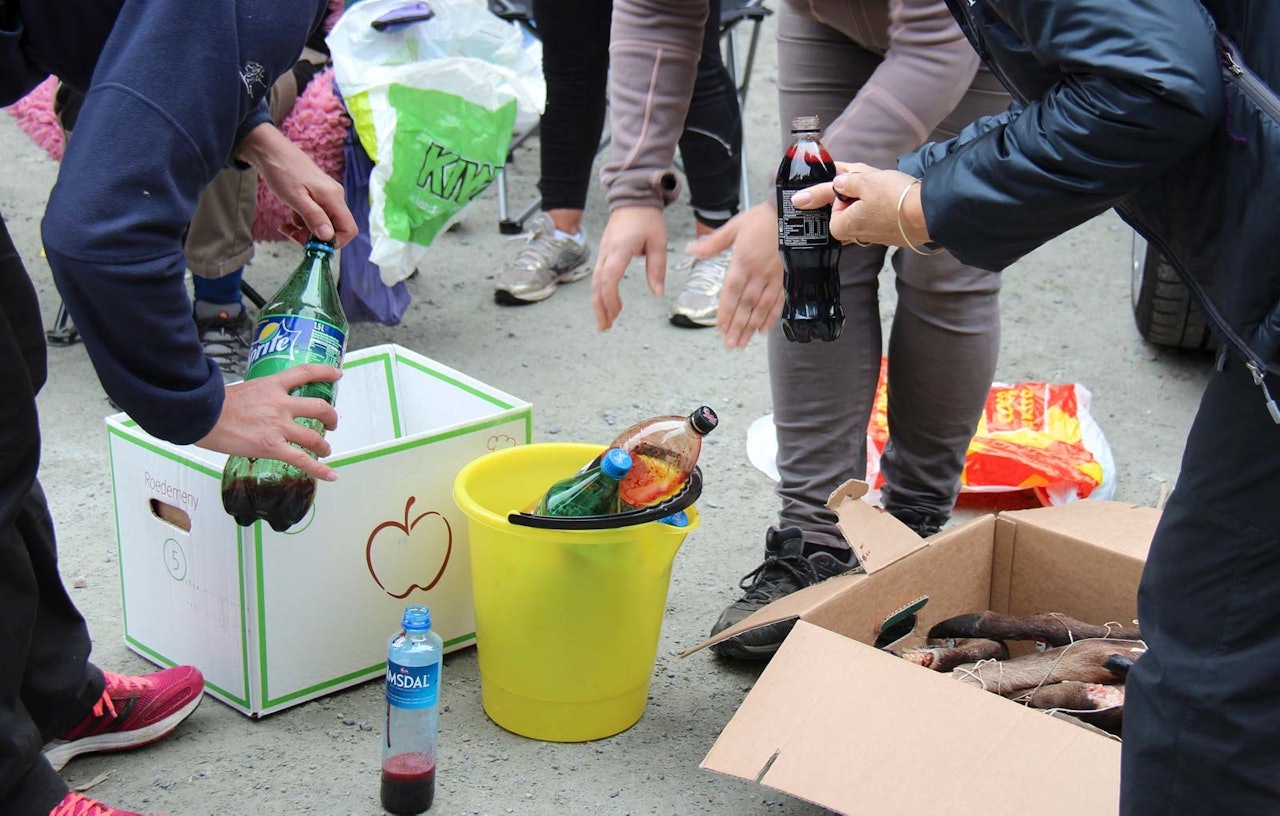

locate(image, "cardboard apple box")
(106, 344), (531, 717)
(689, 481), (1158, 816)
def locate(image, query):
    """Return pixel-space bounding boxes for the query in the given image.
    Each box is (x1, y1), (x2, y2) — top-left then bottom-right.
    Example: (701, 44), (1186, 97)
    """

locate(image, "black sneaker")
(887, 507), (947, 538)
(194, 302), (252, 382)
(709, 527), (862, 661)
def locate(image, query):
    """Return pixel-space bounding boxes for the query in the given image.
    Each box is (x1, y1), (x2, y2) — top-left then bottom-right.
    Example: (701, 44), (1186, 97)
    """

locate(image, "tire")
(1130, 234), (1216, 351)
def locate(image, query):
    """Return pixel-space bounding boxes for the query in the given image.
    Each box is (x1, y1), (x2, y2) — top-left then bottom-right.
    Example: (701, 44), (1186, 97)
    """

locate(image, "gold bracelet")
(896, 179), (943, 256)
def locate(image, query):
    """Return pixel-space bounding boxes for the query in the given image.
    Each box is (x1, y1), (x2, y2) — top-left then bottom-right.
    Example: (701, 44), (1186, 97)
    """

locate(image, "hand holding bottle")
(196, 364), (342, 482)
(789, 163), (929, 250)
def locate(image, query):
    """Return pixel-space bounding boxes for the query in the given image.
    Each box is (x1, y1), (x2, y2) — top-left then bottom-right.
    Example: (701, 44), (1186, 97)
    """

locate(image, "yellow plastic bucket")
(452, 442), (698, 742)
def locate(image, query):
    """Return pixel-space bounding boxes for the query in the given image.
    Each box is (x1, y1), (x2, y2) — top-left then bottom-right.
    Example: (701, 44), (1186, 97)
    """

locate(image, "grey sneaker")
(669, 249), (731, 328)
(709, 527), (862, 661)
(494, 213), (591, 304)
(194, 301), (252, 383)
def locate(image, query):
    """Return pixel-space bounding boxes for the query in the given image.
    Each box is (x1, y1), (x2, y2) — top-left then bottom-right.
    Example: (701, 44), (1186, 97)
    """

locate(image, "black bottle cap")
(689, 406), (719, 436)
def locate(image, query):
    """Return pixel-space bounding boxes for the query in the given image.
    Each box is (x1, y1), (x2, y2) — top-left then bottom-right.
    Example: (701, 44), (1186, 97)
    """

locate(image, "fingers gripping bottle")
(535, 448), (633, 517)
(607, 406), (718, 509)
(777, 115), (844, 343)
(382, 605), (443, 815)
(220, 237), (348, 532)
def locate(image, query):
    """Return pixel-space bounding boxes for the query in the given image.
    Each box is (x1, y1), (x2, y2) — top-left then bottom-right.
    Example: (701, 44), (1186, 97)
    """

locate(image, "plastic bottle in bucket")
(607, 406), (718, 509)
(534, 448), (633, 516)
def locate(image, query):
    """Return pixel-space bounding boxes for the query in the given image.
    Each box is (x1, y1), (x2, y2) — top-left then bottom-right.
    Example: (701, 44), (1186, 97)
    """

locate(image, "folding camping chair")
(488, 0), (773, 234)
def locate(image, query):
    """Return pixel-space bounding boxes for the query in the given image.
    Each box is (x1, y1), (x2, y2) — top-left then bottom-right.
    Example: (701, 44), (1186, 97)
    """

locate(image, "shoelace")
(91, 671), (150, 719)
(682, 251), (731, 294)
(198, 319), (249, 374)
(506, 221), (578, 272)
(736, 552), (819, 603)
(51, 792), (124, 816)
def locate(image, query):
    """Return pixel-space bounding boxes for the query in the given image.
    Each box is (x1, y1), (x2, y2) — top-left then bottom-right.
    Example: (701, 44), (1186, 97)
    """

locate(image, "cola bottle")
(606, 406), (718, 509)
(535, 448), (633, 517)
(220, 237), (348, 532)
(776, 115), (844, 343)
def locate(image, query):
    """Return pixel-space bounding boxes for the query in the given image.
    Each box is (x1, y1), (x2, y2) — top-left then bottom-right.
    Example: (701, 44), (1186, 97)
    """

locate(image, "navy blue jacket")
(901, 0), (1280, 403)
(1, 0), (326, 444)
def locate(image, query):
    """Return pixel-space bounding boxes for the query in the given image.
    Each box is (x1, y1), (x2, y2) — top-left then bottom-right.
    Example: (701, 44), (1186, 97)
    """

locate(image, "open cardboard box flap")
(694, 495), (1161, 815)
(701, 621), (1122, 816)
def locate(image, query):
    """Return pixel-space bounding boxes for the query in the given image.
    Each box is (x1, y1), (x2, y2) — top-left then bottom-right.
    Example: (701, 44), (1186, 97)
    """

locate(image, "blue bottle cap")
(658, 509), (689, 527)
(600, 448), (633, 480)
(402, 605), (432, 631)
(305, 238), (336, 255)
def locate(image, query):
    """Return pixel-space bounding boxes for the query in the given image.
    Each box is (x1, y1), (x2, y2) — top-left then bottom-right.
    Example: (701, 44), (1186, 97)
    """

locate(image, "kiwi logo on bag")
(416, 142), (500, 205)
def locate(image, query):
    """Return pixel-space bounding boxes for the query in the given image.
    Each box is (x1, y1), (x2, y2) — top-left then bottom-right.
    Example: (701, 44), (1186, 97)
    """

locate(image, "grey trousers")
(770, 3), (1011, 548)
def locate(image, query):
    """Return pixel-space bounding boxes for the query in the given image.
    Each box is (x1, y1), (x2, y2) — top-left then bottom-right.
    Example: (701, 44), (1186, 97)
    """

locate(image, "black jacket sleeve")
(907, 0), (1223, 271)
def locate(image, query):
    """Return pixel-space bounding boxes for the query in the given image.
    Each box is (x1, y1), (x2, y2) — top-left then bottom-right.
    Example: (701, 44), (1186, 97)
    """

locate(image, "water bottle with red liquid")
(606, 406), (718, 510)
(777, 115), (844, 343)
(382, 605), (442, 814)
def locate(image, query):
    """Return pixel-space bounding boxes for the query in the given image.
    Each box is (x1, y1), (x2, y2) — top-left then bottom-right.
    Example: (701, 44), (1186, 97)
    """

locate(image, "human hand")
(592, 206), (668, 331)
(236, 123), (359, 248)
(196, 364), (343, 482)
(685, 204), (785, 349)
(791, 163), (930, 249)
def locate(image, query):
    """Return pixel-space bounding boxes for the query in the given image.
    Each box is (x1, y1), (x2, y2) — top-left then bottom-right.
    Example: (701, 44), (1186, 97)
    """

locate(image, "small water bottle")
(382, 605), (443, 814)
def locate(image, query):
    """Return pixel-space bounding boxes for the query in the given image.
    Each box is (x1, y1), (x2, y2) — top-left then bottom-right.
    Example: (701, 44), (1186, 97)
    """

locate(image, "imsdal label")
(386, 659), (440, 709)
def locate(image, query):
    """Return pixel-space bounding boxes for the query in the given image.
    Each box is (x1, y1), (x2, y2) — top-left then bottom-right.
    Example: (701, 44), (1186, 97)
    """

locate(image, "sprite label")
(244, 315), (346, 381)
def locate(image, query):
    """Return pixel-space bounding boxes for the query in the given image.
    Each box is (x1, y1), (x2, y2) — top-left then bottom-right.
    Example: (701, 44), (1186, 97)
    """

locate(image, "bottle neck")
(298, 249), (335, 303)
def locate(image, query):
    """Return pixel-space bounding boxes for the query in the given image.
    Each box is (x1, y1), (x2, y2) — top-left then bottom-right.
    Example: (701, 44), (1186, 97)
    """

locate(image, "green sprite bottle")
(220, 237), (348, 532)
(535, 448), (633, 517)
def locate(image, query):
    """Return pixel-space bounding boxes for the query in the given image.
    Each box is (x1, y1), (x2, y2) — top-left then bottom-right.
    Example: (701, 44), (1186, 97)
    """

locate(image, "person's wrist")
(904, 180), (933, 247)
(897, 179), (943, 256)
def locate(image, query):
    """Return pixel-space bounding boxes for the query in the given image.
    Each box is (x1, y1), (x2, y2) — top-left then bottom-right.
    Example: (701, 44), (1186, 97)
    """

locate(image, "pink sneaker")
(44, 666), (204, 771)
(48, 791), (162, 816)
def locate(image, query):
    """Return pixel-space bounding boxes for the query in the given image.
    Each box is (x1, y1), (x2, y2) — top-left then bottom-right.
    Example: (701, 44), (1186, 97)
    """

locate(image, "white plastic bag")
(329, 0), (544, 285)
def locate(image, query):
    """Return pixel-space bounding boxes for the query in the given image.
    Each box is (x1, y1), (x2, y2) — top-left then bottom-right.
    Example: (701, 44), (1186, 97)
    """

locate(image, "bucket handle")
(507, 467), (702, 530)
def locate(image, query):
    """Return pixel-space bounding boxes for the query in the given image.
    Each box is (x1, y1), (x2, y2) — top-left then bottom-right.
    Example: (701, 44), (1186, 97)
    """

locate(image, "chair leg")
(44, 301), (80, 346)
(240, 280), (266, 309)
(498, 123), (545, 234)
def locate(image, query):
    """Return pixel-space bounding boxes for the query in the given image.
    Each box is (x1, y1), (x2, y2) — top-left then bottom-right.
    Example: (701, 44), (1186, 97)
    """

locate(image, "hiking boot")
(669, 249), (730, 328)
(194, 301), (252, 382)
(494, 213), (591, 304)
(44, 666), (205, 772)
(888, 507), (947, 538)
(48, 792), (161, 816)
(709, 527), (862, 661)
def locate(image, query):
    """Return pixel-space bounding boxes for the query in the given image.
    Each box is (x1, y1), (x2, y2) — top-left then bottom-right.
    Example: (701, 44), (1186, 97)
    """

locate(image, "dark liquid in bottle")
(777, 141), (843, 343)
(221, 473), (316, 532)
(381, 752), (436, 814)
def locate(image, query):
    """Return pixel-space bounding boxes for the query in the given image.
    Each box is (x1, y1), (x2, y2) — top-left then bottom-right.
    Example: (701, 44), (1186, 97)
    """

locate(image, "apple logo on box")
(365, 496), (452, 599)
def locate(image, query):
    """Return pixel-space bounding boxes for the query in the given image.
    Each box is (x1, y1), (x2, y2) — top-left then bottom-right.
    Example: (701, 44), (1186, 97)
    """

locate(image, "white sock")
(553, 229), (585, 244)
